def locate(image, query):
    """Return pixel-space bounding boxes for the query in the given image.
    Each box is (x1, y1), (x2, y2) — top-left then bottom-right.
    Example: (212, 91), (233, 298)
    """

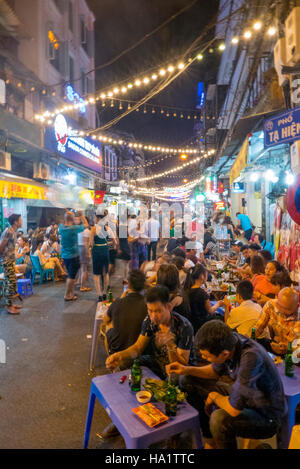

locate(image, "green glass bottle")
(228, 285), (232, 295)
(130, 359), (142, 392)
(223, 265), (228, 273)
(107, 288), (113, 303)
(285, 342), (294, 378)
(217, 269), (222, 279)
(164, 385), (178, 417)
(251, 327), (256, 341)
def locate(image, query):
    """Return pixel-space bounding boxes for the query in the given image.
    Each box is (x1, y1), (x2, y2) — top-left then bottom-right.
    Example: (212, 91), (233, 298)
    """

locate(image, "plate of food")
(132, 403), (168, 427)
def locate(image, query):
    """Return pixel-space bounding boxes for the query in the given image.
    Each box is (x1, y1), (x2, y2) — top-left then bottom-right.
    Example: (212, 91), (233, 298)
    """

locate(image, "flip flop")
(64, 295), (78, 301)
(80, 287), (92, 292)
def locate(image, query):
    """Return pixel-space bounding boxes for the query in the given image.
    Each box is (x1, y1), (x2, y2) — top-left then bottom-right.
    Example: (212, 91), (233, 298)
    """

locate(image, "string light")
(136, 150), (215, 182)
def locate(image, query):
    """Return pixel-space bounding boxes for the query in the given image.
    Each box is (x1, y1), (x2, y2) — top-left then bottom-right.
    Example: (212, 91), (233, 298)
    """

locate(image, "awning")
(216, 108), (286, 176)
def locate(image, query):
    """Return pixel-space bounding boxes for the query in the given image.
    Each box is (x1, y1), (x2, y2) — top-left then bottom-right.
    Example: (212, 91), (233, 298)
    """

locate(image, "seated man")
(103, 270), (147, 360)
(106, 285), (196, 379)
(224, 280), (269, 339)
(254, 287), (300, 355)
(225, 241), (244, 267)
(167, 320), (287, 449)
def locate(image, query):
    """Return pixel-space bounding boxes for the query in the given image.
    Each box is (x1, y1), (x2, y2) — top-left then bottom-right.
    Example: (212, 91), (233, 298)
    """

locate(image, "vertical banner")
(94, 190), (106, 205)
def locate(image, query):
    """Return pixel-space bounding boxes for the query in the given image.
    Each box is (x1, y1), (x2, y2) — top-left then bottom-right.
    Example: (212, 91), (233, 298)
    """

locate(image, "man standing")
(59, 211), (88, 301)
(146, 210), (160, 261)
(166, 320), (287, 449)
(0, 214), (23, 314)
(236, 212), (253, 241)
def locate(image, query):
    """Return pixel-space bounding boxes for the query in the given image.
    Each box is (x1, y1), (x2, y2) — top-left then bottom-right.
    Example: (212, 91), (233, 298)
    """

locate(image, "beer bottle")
(164, 385), (178, 417)
(285, 342), (294, 378)
(130, 359), (142, 392)
(251, 327), (256, 341)
(217, 269), (222, 279)
(107, 288), (113, 303)
(228, 285), (232, 296)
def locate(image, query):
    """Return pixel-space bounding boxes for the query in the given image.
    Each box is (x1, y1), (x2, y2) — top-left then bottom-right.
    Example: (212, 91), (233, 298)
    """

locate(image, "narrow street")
(0, 264), (125, 449)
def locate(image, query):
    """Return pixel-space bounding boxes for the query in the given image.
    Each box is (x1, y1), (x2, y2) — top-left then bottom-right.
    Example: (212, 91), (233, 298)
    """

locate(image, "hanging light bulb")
(267, 26), (276, 36)
(159, 69), (166, 76)
(101, 100), (106, 107)
(168, 65), (174, 72)
(231, 36), (239, 44)
(161, 109), (164, 114)
(151, 73), (158, 80)
(143, 107), (147, 113)
(197, 54), (203, 60)
(152, 108), (155, 114)
(110, 100), (114, 107)
(253, 21), (262, 30)
(128, 103), (131, 109)
(244, 30), (252, 39)
(119, 102), (123, 110)
(218, 43), (226, 51)
(135, 79), (141, 86)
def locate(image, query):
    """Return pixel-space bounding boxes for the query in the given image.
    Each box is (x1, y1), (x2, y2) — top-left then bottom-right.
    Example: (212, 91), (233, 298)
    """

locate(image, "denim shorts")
(63, 256), (81, 279)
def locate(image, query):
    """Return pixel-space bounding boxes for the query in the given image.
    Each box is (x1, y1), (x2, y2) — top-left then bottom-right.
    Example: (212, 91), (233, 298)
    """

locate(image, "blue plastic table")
(83, 367), (202, 449)
(276, 362), (300, 448)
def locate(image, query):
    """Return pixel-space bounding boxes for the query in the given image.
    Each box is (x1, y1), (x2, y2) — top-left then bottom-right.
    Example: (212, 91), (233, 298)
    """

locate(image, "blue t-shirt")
(237, 214), (252, 232)
(212, 334), (287, 422)
(59, 224), (84, 259)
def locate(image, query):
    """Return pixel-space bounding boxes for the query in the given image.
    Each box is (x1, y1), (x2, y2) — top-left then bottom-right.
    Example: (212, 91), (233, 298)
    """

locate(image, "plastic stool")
(288, 425), (300, 449)
(17, 278), (33, 297)
(237, 434), (277, 449)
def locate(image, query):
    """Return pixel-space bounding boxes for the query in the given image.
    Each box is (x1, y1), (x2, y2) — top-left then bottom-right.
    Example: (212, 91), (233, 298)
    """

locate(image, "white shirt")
(78, 228), (91, 246)
(146, 218), (160, 242)
(227, 300), (269, 338)
(128, 218), (139, 239)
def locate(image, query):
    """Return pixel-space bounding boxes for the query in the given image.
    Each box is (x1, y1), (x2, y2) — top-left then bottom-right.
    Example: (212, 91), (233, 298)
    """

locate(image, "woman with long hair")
(184, 263), (224, 334)
(156, 263), (190, 320)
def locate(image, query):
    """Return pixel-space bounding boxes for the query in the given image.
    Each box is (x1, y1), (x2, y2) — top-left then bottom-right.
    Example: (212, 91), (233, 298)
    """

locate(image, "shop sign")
(214, 201), (226, 211)
(232, 182), (245, 193)
(0, 180), (48, 200)
(44, 114), (102, 174)
(264, 106), (300, 148)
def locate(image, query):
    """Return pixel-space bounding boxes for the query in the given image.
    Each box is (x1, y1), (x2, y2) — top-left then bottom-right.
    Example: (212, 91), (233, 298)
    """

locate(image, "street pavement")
(0, 262), (125, 449)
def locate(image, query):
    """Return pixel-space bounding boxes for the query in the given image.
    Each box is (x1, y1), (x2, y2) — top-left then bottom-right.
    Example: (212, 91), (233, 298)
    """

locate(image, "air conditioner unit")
(33, 162), (50, 180)
(285, 7), (300, 65)
(274, 37), (288, 85)
(291, 140), (300, 175)
(0, 151), (11, 171)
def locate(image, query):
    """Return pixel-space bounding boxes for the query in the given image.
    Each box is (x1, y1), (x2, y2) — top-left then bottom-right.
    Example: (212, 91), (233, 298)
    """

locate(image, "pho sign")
(264, 106), (300, 148)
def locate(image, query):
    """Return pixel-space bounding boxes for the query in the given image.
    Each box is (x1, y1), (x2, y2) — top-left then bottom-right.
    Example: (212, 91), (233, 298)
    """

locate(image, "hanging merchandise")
(287, 173), (300, 225)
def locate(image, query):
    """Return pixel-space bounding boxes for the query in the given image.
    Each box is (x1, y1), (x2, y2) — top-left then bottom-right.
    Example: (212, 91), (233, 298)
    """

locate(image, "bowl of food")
(136, 390), (152, 404)
(221, 284), (228, 291)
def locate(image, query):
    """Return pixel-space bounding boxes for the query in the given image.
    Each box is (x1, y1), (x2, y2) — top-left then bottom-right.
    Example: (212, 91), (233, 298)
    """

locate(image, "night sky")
(87, 0), (219, 181)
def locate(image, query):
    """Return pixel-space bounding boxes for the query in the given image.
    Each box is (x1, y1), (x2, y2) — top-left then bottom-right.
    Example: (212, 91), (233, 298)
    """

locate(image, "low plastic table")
(276, 362), (300, 448)
(83, 367), (202, 449)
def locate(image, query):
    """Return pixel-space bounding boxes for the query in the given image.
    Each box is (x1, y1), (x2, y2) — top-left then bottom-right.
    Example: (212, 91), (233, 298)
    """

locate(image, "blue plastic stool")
(17, 278), (33, 297)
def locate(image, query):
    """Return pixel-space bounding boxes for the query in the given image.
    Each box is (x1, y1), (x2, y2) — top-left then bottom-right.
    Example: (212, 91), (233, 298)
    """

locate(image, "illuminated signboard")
(196, 82), (205, 109)
(214, 201), (226, 211)
(232, 182), (245, 193)
(44, 114), (102, 174)
(65, 84), (86, 114)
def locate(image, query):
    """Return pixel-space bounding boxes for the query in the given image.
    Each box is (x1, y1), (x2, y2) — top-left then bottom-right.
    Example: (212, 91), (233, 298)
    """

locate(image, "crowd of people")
(1, 207), (299, 449)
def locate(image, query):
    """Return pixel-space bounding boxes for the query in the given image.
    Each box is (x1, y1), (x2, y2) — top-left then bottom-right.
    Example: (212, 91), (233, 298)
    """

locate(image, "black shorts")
(63, 256), (81, 279)
(109, 249), (117, 265)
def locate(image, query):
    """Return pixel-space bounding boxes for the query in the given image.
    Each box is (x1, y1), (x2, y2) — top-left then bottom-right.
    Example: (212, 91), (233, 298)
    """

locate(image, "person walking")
(0, 214), (23, 314)
(59, 211), (88, 301)
(91, 209), (116, 302)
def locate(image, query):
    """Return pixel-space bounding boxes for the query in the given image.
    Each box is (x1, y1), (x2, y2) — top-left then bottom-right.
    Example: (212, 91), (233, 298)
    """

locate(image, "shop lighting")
(264, 169), (275, 181)
(250, 173), (260, 182)
(218, 43), (226, 51)
(231, 37), (239, 44)
(66, 173), (77, 185)
(285, 172), (295, 185)
(244, 30), (252, 39)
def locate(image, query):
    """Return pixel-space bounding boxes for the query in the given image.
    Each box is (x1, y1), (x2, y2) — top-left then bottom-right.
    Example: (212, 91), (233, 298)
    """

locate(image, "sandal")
(6, 306), (21, 315)
(80, 287), (92, 292)
(64, 295), (78, 301)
